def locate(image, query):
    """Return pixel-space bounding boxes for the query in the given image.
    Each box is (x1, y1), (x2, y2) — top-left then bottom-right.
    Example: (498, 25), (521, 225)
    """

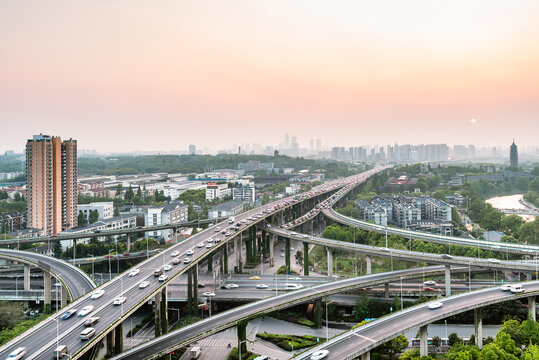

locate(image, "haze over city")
(2, 1), (539, 153)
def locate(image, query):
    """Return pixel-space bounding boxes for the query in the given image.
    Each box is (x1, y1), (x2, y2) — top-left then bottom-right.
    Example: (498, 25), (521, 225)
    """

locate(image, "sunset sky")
(1, 1), (538, 153)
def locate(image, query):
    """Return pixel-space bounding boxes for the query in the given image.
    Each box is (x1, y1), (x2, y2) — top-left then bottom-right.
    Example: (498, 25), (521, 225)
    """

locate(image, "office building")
(189, 144), (196, 155)
(26, 134), (77, 236)
(510, 140), (518, 169)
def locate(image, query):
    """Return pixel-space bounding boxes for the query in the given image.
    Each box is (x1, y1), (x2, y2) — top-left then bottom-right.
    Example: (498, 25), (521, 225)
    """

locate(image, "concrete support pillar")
(314, 299), (322, 329)
(303, 242), (309, 276)
(223, 246), (228, 274)
(61, 286), (67, 307)
(187, 268), (193, 316)
(237, 320), (247, 355)
(160, 287), (168, 335)
(527, 272), (533, 281)
(269, 235), (275, 266)
(73, 239), (76, 260)
(285, 238), (291, 274)
(127, 237), (131, 252)
(154, 291), (162, 337)
(445, 265), (451, 296)
(419, 325), (428, 357)
(384, 283), (390, 298)
(114, 323), (123, 354)
(327, 247), (333, 278)
(238, 234), (243, 273)
(106, 331), (114, 357)
(192, 264), (198, 315)
(361, 352), (371, 360)
(43, 271), (51, 312)
(529, 296), (536, 322)
(366, 256), (372, 275)
(23, 264), (31, 291)
(474, 308), (483, 349)
(207, 252), (213, 272)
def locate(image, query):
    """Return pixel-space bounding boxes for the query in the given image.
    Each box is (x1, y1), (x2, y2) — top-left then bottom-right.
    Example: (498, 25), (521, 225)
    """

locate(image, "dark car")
(197, 283), (206, 288)
(61, 309), (78, 320)
(84, 317), (100, 327)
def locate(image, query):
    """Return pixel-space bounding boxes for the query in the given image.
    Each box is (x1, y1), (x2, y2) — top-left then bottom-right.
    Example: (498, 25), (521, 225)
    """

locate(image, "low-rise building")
(78, 202), (114, 221)
(0, 212), (23, 233)
(205, 183), (231, 201)
(446, 193), (465, 207)
(145, 201), (189, 241)
(233, 186), (256, 203)
(208, 201), (244, 220)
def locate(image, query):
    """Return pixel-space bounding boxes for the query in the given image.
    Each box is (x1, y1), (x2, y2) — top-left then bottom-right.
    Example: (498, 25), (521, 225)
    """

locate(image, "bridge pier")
(326, 247), (333, 278)
(527, 273), (533, 281)
(269, 235), (275, 266)
(237, 320), (248, 355)
(43, 271), (51, 312)
(207, 252), (213, 272)
(529, 296), (536, 321)
(114, 322), (123, 354)
(384, 283), (390, 298)
(366, 256), (372, 275)
(361, 352), (371, 360)
(23, 264), (31, 291)
(303, 242), (309, 275)
(445, 265), (451, 296)
(106, 330), (114, 357)
(285, 238), (291, 274)
(154, 291), (162, 337)
(192, 263), (198, 315)
(474, 308), (483, 349)
(314, 299), (322, 329)
(73, 239), (76, 260)
(61, 286), (67, 307)
(419, 325), (428, 357)
(222, 246), (228, 274)
(160, 287), (168, 335)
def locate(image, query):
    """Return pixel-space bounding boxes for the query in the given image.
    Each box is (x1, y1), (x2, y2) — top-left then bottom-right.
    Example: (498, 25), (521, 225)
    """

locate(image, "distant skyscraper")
(189, 144), (196, 155)
(26, 134), (77, 235)
(510, 140), (518, 168)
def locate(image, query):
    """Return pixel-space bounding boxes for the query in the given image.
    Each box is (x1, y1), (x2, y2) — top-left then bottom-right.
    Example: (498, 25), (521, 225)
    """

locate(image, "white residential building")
(232, 184), (256, 203)
(208, 201), (244, 220)
(205, 183), (231, 201)
(78, 202), (114, 221)
(145, 201), (189, 241)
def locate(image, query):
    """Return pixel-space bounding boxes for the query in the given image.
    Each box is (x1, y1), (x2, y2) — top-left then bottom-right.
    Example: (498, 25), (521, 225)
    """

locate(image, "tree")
(431, 336), (441, 347)
(523, 343), (539, 360)
(500, 215), (523, 237)
(354, 292), (371, 322)
(295, 250), (303, 265)
(379, 335), (408, 360)
(125, 186), (135, 202)
(449, 333), (462, 346)
(13, 192), (22, 202)
(77, 211), (87, 226)
(0, 191), (8, 200)
(89, 210), (99, 224)
(515, 177), (530, 192)
(114, 207), (120, 217)
(482, 210), (504, 230)
(0, 301), (24, 329)
(53, 240), (63, 258)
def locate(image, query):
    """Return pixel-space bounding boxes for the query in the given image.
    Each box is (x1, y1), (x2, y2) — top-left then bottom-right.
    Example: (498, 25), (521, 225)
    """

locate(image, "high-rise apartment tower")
(26, 134), (77, 235)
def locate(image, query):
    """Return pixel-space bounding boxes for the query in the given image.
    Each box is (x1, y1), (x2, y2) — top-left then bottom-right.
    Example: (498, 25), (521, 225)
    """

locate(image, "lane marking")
(354, 333), (375, 342)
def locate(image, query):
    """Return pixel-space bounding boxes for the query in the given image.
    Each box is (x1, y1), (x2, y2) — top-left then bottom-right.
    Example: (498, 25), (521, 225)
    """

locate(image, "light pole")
(15, 274), (23, 297)
(56, 317), (59, 360)
(89, 254), (95, 280)
(108, 250), (113, 280)
(289, 342), (294, 352)
(444, 320), (448, 341)
(400, 276), (404, 310)
(325, 299), (332, 342)
(468, 261), (471, 292)
(238, 339), (247, 360)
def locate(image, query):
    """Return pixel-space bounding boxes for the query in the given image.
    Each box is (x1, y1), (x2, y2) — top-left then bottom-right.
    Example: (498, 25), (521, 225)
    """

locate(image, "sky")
(1, 1), (539, 153)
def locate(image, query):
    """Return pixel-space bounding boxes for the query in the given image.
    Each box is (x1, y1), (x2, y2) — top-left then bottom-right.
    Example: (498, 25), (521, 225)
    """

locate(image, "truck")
(227, 216), (235, 224)
(190, 346), (201, 359)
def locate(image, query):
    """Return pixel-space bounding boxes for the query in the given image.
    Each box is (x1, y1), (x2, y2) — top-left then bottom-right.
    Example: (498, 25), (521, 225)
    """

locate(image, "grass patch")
(0, 313), (48, 346)
(256, 333), (326, 351)
(270, 311), (316, 328)
(227, 347), (261, 360)
(275, 265), (299, 275)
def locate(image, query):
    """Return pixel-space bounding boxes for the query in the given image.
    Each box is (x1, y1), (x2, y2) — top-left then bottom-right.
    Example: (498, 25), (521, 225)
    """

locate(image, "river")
(486, 194), (535, 222)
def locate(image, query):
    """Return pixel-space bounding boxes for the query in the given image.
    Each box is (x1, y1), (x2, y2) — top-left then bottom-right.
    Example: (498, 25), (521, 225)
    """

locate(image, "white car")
(289, 277), (301, 281)
(159, 274), (168, 282)
(5, 347), (26, 360)
(500, 284), (512, 291)
(172, 258), (180, 265)
(284, 283), (303, 290)
(224, 284), (239, 289)
(78, 305), (94, 317)
(113, 296), (126, 305)
(488, 258), (501, 264)
(424, 280), (436, 286)
(197, 242), (205, 248)
(164, 264), (172, 271)
(303, 234), (309, 238)
(427, 301), (443, 310)
(171, 251), (180, 257)
(510, 284), (525, 293)
(139, 281), (149, 289)
(290, 232), (297, 236)
(310, 350), (330, 360)
(90, 290), (105, 300)
(206, 243), (213, 248)
(128, 268), (140, 277)
(184, 257), (192, 264)
(256, 284), (269, 289)
(202, 291), (216, 297)
(186, 249), (194, 256)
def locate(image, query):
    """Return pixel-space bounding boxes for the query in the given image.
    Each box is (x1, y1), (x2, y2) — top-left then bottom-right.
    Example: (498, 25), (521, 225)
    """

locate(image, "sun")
(470, 118), (477, 124)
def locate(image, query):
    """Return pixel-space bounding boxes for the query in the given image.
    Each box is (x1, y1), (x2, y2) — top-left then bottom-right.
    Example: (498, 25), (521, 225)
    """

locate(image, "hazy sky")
(1, 1), (538, 153)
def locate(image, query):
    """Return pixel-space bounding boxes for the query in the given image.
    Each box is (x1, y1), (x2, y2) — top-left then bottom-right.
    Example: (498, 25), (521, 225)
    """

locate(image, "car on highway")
(139, 281), (150, 289)
(90, 289), (105, 299)
(113, 296), (126, 305)
(214, 227), (220, 232)
(61, 309), (78, 320)
(154, 269), (163, 277)
(427, 301), (443, 310)
(202, 291), (215, 297)
(381, 247), (390, 252)
(510, 284), (525, 293)
(284, 283), (303, 290)
(289, 276), (301, 281)
(172, 258), (180, 265)
(423, 280), (436, 286)
(500, 284), (512, 291)
(310, 350), (330, 360)
(184, 257), (192, 264)
(441, 254), (453, 259)
(423, 287), (437, 292)
(206, 243), (213, 248)
(224, 284), (239, 289)
(80, 327), (96, 340)
(249, 276), (261, 280)
(5, 347), (26, 360)
(53, 345), (68, 359)
(78, 305), (94, 317)
(256, 284), (269, 289)
(171, 251), (180, 257)
(84, 317), (100, 327)
(197, 242), (205, 248)
(186, 249), (194, 256)
(488, 258), (501, 263)
(280, 253), (285, 257)
(164, 264), (172, 271)
(159, 274), (168, 282)
(303, 234), (309, 238)
(128, 268), (140, 277)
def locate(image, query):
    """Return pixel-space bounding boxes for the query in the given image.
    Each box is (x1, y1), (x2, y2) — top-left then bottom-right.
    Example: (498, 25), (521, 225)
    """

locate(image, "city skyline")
(1, 1), (539, 152)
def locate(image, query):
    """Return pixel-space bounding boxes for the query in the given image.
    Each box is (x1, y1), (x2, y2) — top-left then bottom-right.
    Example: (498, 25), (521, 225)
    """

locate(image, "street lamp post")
(238, 339), (247, 360)
(108, 250), (113, 281)
(325, 299), (331, 342)
(56, 317), (59, 360)
(89, 254), (95, 280)
(400, 276), (404, 310)
(468, 261), (471, 292)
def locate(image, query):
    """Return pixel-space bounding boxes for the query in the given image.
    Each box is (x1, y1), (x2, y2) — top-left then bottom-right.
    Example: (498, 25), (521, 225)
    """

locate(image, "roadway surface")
(295, 281), (539, 360)
(110, 265), (472, 360)
(0, 169), (383, 360)
(0, 249), (95, 300)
